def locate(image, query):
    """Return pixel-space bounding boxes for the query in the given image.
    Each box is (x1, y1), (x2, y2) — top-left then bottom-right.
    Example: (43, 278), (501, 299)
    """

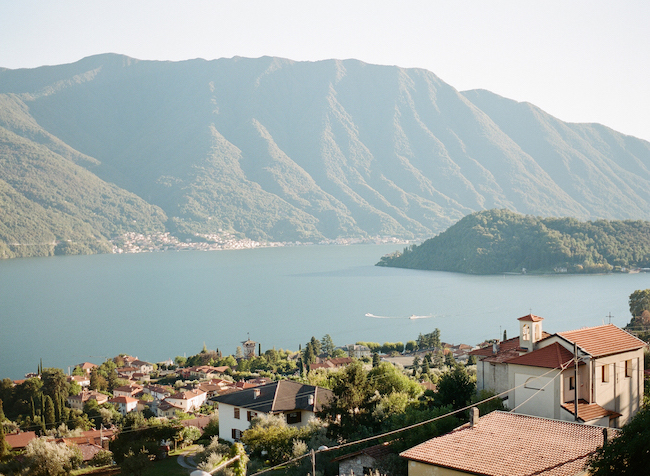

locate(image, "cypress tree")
(54, 393), (61, 425)
(44, 395), (55, 429)
(30, 397), (36, 421)
(0, 417), (9, 459)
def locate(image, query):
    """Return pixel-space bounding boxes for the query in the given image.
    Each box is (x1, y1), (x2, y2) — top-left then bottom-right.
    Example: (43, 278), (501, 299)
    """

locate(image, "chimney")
(602, 427), (611, 446)
(492, 343), (499, 354)
(253, 388), (261, 399)
(470, 407), (479, 428)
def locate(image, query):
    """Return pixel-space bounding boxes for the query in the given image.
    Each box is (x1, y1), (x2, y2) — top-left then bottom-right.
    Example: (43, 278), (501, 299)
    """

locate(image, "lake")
(1, 244), (648, 380)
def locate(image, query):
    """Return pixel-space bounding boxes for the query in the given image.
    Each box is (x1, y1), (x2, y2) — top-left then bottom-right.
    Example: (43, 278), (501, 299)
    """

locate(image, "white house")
(471, 314), (646, 427)
(109, 396), (139, 415)
(213, 380), (333, 442)
(163, 389), (207, 413)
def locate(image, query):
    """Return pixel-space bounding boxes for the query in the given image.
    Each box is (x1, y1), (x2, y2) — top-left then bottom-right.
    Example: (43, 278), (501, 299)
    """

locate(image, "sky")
(1, 1), (649, 141)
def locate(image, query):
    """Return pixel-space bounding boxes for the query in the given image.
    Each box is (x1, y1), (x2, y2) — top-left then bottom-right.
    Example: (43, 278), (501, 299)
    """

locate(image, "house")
(471, 314), (646, 427)
(143, 384), (172, 401)
(109, 395), (139, 415)
(400, 410), (617, 476)
(67, 375), (90, 388)
(339, 344), (371, 359)
(333, 442), (392, 476)
(131, 359), (154, 374)
(163, 389), (207, 412)
(188, 365), (230, 380)
(77, 362), (98, 376)
(5, 431), (37, 451)
(157, 400), (183, 418)
(309, 357), (353, 372)
(113, 384), (143, 398)
(213, 380), (333, 442)
(117, 366), (138, 378)
(67, 390), (109, 410)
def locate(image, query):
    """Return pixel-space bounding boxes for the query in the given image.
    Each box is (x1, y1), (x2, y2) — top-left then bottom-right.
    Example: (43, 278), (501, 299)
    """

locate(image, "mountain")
(1, 54), (649, 257)
(377, 209), (650, 274)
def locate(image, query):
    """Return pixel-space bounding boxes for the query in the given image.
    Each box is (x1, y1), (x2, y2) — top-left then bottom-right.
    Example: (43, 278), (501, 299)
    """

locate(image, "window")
(602, 364), (609, 383)
(234, 407), (240, 419)
(231, 429), (242, 440)
(522, 324), (530, 341)
(625, 359), (632, 378)
(534, 324), (541, 340)
(247, 411), (257, 422)
(286, 411), (302, 424)
(569, 376), (575, 391)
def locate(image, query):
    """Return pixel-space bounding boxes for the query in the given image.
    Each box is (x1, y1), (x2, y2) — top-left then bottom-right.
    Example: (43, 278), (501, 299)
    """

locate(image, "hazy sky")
(1, 1), (649, 141)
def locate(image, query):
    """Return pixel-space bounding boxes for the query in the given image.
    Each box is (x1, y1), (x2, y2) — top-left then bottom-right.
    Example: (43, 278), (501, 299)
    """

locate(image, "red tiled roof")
(400, 411), (617, 476)
(558, 324), (646, 357)
(561, 400), (621, 422)
(109, 396), (138, 404)
(5, 431), (37, 450)
(506, 342), (576, 369)
(518, 313), (544, 322)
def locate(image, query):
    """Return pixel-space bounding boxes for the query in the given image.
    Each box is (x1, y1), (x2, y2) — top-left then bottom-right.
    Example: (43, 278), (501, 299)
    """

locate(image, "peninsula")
(377, 209), (650, 275)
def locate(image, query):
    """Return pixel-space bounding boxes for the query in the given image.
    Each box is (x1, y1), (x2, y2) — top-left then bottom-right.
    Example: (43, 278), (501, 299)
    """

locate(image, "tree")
(435, 365), (476, 410)
(372, 352), (381, 368)
(22, 437), (82, 476)
(120, 448), (150, 476)
(309, 336), (322, 356)
(41, 368), (69, 403)
(629, 289), (650, 318)
(44, 395), (56, 429)
(321, 334), (335, 357)
(588, 406), (650, 475)
(303, 342), (316, 366)
(0, 400), (9, 460)
(317, 361), (377, 440)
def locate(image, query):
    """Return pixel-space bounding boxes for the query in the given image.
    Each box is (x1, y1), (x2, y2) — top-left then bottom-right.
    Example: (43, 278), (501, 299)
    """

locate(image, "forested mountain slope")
(1, 54), (649, 257)
(377, 209), (650, 274)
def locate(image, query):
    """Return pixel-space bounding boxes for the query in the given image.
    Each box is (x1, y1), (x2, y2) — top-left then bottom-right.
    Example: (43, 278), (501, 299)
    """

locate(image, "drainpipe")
(574, 342), (578, 422)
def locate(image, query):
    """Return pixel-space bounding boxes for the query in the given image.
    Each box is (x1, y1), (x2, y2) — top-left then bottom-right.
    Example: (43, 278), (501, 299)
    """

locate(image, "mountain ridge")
(0, 54), (649, 257)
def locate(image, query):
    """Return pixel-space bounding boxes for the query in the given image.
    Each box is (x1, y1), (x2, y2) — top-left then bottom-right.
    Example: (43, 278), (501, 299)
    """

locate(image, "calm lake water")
(1, 244), (649, 380)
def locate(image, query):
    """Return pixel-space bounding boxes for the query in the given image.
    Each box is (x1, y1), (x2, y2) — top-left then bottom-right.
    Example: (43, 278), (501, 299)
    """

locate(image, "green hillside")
(377, 209), (650, 274)
(1, 54), (650, 258)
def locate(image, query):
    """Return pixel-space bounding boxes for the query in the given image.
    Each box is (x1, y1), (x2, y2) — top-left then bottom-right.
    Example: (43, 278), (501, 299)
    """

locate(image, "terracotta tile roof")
(77, 443), (104, 461)
(506, 342), (577, 369)
(561, 400), (621, 423)
(558, 324), (646, 357)
(518, 313), (544, 322)
(109, 395), (138, 404)
(5, 431), (37, 450)
(400, 411), (617, 476)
